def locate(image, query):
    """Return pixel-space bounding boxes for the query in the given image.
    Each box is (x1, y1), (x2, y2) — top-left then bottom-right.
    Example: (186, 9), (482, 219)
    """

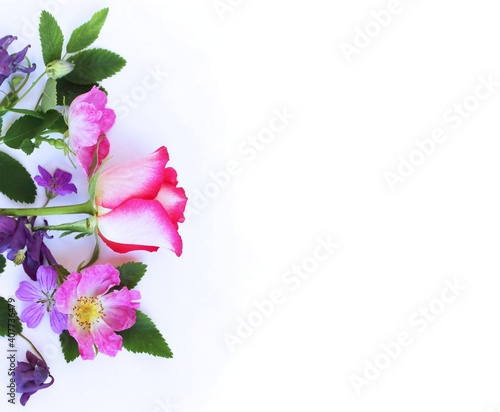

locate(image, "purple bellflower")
(0, 35), (36, 86)
(15, 351), (54, 406)
(16, 265), (67, 334)
(34, 166), (77, 197)
(0, 216), (57, 280)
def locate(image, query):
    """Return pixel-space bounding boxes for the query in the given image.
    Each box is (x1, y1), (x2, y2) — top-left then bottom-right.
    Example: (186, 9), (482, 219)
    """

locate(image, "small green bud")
(46, 60), (75, 79)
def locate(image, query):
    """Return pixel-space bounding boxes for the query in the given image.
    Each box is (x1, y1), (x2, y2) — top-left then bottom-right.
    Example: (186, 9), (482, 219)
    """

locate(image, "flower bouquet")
(0, 8), (187, 406)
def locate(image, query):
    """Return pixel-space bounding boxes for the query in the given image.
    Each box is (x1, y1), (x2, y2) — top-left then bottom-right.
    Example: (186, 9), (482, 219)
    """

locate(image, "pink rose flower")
(54, 264), (141, 360)
(94, 146), (187, 256)
(67, 86), (115, 175)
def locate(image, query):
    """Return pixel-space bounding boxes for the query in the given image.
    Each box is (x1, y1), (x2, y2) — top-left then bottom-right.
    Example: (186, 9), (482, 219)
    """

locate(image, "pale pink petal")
(156, 182), (187, 227)
(68, 321), (96, 360)
(96, 147), (169, 209)
(68, 103), (101, 148)
(100, 288), (140, 331)
(36, 266), (57, 293)
(97, 198), (182, 255)
(76, 135), (110, 176)
(20, 303), (44, 328)
(90, 321), (123, 357)
(54, 273), (81, 314)
(76, 264), (120, 297)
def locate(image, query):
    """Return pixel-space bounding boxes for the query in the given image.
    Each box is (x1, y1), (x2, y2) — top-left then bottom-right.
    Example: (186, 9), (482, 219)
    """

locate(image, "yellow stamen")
(73, 296), (105, 331)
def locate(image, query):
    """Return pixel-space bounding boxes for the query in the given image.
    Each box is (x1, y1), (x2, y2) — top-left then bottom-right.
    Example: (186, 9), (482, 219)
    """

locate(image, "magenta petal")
(76, 135), (110, 176)
(156, 182), (187, 227)
(20, 303), (44, 328)
(97, 198), (182, 255)
(76, 264), (120, 297)
(98, 108), (116, 133)
(68, 322), (96, 360)
(91, 321), (122, 357)
(54, 272), (81, 314)
(100, 288), (140, 331)
(96, 147), (169, 209)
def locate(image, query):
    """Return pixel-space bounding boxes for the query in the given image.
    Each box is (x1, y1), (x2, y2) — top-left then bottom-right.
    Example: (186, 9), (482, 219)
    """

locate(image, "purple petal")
(36, 266), (57, 293)
(20, 303), (45, 328)
(49, 309), (67, 334)
(15, 281), (43, 302)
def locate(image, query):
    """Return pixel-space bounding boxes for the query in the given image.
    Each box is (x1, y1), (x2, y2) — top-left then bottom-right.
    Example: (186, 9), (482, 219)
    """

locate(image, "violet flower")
(16, 265), (67, 334)
(34, 166), (77, 197)
(0, 216), (57, 280)
(0, 35), (36, 86)
(15, 351), (54, 406)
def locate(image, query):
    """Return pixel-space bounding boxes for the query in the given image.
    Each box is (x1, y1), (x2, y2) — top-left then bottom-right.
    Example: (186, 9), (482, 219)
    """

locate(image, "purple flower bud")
(0, 35), (36, 86)
(15, 351), (54, 406)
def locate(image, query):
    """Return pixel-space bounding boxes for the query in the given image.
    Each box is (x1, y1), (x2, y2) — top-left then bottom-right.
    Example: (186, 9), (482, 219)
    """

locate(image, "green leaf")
(19, 139), (36, 155)
(2, 111), (62, 151)
(66, 8), (109, 53)
(0, 255), (5, 274)
(59, 330), (80, 362)
(2, 115), (44, 149)
(118, 311), (173, 358)
(41, 78), (57, 112)
(39, 11), (64, 65)
(66, 48), (126, 85)
(117, 262), (147, 290)
(4, 108), (44, 119)
(0, 151), (36, 203)
(0, 296), (22, 337)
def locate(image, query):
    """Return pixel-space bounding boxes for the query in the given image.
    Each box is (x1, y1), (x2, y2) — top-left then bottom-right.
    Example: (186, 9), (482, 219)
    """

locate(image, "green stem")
(19, 333), (46, 363)
(0, 199), (94, 217)
(13, 70), (47, 107)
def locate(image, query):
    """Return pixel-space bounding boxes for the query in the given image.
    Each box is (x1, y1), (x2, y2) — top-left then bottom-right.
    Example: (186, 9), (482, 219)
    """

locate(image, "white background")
(1, 0), (500, 411)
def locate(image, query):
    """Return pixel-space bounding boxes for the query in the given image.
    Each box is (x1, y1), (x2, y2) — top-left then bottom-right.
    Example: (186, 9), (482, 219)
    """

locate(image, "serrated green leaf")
(0, 296), (22, 337)
(59, 330), (80, 362)
(117, 262), (147, 290)
(2, 115), (44, 149)
(0, 151), (36, 203)
(39, 11), (64, 65)
(0, 255), (6, 274)
(19, 139), (36, 155)
(118, 311), (173, 358)
(41, 78), (57, 112)
(66, 8), (109, 53)
(66, 48), (126, 85)
(2, 110), (62, 151)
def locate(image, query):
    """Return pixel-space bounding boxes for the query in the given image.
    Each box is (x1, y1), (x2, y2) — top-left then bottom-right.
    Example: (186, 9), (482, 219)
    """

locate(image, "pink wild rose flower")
(67, 86), (115, 175)
(94, 146), (187, 256)
(54, 264), (140, 360)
